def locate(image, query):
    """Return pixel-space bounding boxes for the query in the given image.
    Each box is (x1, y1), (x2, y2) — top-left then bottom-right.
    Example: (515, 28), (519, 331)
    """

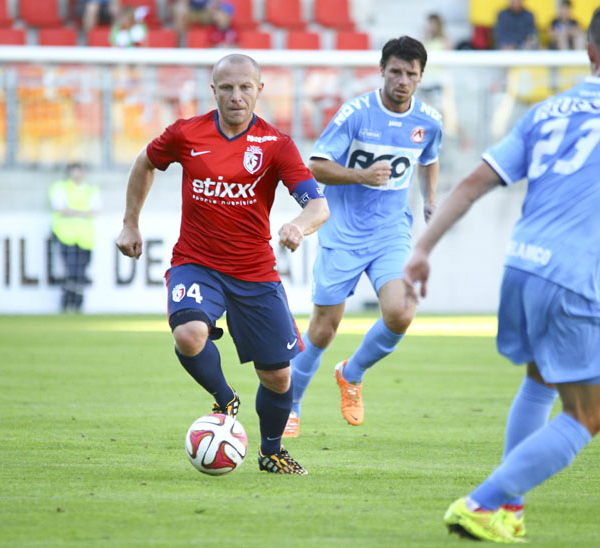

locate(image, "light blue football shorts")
(311, 238), (411, 306)
(497, 266), (600, 385)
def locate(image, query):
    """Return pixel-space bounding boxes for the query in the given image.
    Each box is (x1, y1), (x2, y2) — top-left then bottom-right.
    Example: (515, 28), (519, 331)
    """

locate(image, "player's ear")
(257, 81), (264, 93)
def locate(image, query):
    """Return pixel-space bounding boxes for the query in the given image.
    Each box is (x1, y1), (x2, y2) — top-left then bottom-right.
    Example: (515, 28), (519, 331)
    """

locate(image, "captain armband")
(291, 178), (325, 208)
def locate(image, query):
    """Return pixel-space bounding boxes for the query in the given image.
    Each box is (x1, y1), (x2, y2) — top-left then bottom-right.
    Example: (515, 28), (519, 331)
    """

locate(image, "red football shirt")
(147, 111), (314, 282)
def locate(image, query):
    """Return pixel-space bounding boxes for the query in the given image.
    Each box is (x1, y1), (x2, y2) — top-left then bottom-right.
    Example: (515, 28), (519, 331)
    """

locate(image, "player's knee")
(383, 306), (414, 334)
(256, 368), (291, 393)
(309, 321), (338, 348)
(173, 321), (209, 356)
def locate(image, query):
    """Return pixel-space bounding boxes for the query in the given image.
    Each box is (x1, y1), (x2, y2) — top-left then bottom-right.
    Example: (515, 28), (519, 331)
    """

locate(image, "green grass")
(1, 315), (599, 547)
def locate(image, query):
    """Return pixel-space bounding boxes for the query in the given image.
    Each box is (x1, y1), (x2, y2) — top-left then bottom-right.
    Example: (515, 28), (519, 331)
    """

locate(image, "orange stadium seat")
(265, 0), (305, 30)
(238, 30), (272, 49)
(86, 26), (111, 46)
(286, 30), (321, 49)
(314, 0), (355, 31)
(147, 28), (178, 47)
(335, 30), (370, 50)
(228, 0), (258, 31)
(19, 0), (62, 27)
(38, 27), (78, 46)
(0, 28), (26, 44)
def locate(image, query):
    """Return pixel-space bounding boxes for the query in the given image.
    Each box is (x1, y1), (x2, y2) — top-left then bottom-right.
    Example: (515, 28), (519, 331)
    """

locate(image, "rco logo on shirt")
(347, 139), (419, 191)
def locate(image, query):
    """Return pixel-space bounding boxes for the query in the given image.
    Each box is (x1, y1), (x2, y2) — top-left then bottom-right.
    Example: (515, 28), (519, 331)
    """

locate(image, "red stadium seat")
(264, 0), (305, 30)
(286, 31), (321, 50)
(228, 0), (257, 31)
(0, 27), (26, 45)
(147, 28), (178, 47)
(86, 26), (111, 47)
(186, 28), (210, 48)
(237, 30), (272, 49)
(19, 0), (62, 27)
(0, 0), (12, 26)
(335, 30), (370, 50)
(38, 27), (78, 46)
(314, 0), (354, 31)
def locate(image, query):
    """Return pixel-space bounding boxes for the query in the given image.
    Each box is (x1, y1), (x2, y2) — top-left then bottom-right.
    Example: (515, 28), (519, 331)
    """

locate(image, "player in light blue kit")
(285, 36), (442, 437)
(404, 9), (600, 542)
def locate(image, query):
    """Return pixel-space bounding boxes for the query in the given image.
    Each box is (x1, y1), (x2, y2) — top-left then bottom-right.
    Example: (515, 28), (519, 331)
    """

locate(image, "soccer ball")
(185, 414), (248, 475)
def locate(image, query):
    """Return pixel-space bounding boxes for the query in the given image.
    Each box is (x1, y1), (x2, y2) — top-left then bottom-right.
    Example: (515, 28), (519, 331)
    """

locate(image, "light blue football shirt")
(484, 76), (600, 302)
(311, 89), (442, 250)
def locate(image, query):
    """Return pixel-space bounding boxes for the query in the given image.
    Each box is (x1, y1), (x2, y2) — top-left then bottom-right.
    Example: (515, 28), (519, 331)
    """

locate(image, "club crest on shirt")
(172, 283), (185, 303)
(411, 127), (425, 143)
(243, 146), (263, 174)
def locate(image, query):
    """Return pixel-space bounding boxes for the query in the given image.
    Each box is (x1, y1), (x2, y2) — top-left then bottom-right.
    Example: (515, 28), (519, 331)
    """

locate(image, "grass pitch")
(1, 314), (599, 547)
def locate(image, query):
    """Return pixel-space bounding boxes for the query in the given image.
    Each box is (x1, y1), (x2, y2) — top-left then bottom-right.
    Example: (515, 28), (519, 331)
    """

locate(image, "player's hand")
(403, 247), (430, 299)
(424, 203), (436, 223)
(362, 160), (392, 187)
(116, 225), (143, 259)
(278, 222), (304, 252)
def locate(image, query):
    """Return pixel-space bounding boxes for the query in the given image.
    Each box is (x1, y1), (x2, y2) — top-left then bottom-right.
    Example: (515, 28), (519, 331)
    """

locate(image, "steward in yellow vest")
(49, 163), (100, 312)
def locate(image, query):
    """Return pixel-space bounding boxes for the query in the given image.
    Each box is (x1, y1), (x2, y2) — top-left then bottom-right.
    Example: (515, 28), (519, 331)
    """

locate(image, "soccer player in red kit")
(116, 54), (329, 474)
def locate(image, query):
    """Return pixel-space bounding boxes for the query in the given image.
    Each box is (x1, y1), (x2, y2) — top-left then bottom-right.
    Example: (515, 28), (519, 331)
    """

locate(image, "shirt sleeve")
(275, 136), (316, 193)
(419, 124), (442, 165)
(146, 120), (183, 171)
(482, 112), (530, 186)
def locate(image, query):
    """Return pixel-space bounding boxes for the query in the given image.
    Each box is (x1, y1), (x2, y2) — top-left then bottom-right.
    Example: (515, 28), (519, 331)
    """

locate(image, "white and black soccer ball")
(185, 414), (248, 476)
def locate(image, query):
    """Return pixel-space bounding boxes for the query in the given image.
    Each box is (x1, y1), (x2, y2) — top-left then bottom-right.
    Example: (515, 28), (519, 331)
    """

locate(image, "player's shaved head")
(212, 54), (261, 84)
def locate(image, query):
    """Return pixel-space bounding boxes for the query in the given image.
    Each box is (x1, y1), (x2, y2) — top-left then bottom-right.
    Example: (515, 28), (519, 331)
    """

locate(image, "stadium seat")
(335, 31), (370, 50)
(19, 0), (62, 27)
(228, 0), (257, 31)
(237, 30), (272, 49)
(0, 0), (12, 26)
(314, 0), (354, 31)
(264, 0), (305, 30)
(507, 67), (552, 103)
(186, 28), (210, 48)
(0, 28), (26, 44)
(86, 26), (111, 47)
(147, 28), (178, 47)
(286, 31), (321, 50)
(38, 27), (78, 46)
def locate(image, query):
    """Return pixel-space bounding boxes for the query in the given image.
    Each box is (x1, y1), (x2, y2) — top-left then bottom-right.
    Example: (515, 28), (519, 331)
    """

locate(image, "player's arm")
(278, 179), (329, 253)
(116, 148), (156, 259)
(417, 161), (439, 222)
(404, 162), (502, 298)
(308, 157), (390, 187)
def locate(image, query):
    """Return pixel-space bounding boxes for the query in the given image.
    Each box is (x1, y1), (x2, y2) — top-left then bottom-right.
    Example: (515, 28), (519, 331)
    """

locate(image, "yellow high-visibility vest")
(50, 179), (100, 250)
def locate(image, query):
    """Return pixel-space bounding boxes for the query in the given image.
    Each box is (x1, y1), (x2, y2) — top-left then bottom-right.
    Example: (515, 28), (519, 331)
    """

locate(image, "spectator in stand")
(171, 0), (213, 35)
(550, 0), (585, 50)
(494, 0), (537, 50)
(207, 2), (237, 47)
(422, 13), (452, 51)
(110, 4), (148, 47)
(76, 0), (120, 33)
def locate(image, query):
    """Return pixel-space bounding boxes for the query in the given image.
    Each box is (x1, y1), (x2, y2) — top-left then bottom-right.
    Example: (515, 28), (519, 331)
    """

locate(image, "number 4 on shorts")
(187, 283), (203, 304)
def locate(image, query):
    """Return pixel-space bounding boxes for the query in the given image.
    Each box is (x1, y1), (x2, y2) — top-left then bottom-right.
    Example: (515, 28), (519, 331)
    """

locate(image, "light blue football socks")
(290, 333), (326, 416)
(501, 375), (558, 506)
(470, 412), (591, 510)
(343, 317), (403, 383)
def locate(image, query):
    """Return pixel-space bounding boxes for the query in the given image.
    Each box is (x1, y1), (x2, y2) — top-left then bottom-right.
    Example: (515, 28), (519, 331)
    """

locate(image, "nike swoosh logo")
(266, 436), (281, 441)
(286, 338), (298, 350)
(191, 149), (210, 156)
